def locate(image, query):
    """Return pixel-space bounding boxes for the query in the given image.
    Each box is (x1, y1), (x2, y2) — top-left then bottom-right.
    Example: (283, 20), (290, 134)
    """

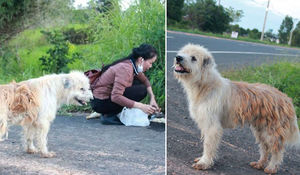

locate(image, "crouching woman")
(90, 44), (159, 125)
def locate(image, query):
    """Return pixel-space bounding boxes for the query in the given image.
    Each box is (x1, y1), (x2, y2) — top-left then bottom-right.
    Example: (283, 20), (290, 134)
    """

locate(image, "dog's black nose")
(176, 55), (183, 62)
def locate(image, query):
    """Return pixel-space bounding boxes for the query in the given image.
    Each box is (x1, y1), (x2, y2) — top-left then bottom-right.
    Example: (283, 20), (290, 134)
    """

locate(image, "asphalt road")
(167, 31), (300, 71)
(0, 115), (165, 175)
(167, 31), (300, 175)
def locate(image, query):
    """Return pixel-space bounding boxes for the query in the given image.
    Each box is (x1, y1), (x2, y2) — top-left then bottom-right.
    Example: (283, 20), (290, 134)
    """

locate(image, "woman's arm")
(147, 86), (159, 111)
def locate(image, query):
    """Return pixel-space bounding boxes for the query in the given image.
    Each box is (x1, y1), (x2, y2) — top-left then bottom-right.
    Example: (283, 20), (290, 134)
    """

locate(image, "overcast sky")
(221, 0), (300, 33)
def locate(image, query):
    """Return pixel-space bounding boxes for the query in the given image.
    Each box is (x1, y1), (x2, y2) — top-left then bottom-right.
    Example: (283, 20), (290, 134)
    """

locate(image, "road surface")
(0, 115), (165, 175)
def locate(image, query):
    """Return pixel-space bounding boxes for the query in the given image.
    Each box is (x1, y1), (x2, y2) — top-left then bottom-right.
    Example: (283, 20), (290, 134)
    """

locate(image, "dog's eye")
(191, 56), (197, 61)
(80, 88), (85, 91)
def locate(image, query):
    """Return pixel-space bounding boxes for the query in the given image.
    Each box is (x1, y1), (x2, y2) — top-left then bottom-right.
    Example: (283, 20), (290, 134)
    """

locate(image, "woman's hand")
(150, 97), (160, 112)
(147, 86), (160, 112)
(133, 102), (156, 114)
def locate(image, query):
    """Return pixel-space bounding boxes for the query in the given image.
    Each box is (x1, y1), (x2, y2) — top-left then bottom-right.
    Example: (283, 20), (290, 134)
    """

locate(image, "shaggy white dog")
(0, 71), (93, 158)
(174, 44), (300, 174)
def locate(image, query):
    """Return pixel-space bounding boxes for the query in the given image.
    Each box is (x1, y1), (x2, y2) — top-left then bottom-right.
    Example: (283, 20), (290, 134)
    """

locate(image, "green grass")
(168, 25), (299, 48)
(222, 61), (300, 126)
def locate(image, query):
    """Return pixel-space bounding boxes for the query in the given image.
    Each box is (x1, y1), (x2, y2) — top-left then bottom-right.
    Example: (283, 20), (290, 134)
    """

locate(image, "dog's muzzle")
(174, 56), (190, 73)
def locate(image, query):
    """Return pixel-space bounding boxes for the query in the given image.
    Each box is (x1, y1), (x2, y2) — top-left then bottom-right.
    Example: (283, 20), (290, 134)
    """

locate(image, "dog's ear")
(63, 77), (72, 89)
(202, 56), (211, 67)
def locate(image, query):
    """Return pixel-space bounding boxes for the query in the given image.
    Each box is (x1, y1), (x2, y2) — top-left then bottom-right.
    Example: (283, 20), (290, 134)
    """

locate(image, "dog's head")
(173, 44), (215, 81)
(62, 71), (94, 106)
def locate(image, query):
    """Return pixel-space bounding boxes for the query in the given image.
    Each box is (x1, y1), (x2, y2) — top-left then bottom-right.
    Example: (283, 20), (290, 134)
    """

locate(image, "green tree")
(185, 0), (231, 33)
(167, 0), (185, 22)
(291, 21), (300, 47)
(0, 0), (73, 43)
(278, 16), (293, 44)
(249, 28), (261, 39)
(226, 7), (244, 23)
(39, 30), (82, 73)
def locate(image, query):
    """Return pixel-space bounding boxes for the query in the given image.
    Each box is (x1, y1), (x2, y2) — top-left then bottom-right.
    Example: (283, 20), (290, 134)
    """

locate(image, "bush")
(39, 30), (82, 73)
(63, 28), (91, 44)
(0, 46), (23, 81)
(223, 61), (300, 120)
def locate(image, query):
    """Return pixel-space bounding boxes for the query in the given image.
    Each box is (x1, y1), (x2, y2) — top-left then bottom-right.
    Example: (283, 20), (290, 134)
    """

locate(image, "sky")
(221, 0), (300, 33)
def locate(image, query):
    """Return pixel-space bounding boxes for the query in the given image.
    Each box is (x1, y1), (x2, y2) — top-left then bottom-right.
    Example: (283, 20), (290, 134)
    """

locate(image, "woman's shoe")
(100, 114), (123, 125)
(86, 112), (101, 120)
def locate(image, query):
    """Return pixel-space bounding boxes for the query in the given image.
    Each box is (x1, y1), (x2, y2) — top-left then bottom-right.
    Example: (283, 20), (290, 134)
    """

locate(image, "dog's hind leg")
(250, 142), (269, 169)
(264, 147), (284, 174)
(23, 125), (38, 154)
(36, 120), (55, 158)
(193, 123), (223, 170)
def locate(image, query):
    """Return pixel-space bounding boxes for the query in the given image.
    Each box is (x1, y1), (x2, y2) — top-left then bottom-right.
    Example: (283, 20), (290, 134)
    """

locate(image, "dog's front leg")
(193, 123), (223, 170)
(23, 126), (38, 154)
(36, 120), (55, 158)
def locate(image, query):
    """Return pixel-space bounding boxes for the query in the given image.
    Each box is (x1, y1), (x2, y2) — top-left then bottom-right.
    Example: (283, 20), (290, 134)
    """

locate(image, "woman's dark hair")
(101, 43), (157, 74)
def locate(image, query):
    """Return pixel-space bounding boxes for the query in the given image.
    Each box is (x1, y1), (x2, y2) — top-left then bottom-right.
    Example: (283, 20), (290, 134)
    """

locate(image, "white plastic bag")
(118, 107), (150, 127)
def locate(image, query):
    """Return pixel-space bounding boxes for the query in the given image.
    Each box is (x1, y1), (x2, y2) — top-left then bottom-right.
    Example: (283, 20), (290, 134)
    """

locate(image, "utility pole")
(288, 29), (293, 45)
(218, 0), (221, 6)
(260, 0), (270, 41)
(288, 19), (297, 46)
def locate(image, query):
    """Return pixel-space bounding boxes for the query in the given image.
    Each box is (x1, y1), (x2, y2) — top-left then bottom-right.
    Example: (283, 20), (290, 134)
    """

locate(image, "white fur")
(6, 71), (93, 157)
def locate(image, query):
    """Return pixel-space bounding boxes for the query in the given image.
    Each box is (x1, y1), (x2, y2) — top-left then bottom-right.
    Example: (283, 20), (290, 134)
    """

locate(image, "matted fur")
(0, 82), (38, 140)
(174, 44), (300, 174)
(0, 71), (93, 158)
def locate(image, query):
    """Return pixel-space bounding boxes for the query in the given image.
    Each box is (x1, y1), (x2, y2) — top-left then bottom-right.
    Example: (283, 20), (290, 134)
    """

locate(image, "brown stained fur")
(0, 82), (39, 130)
(231, 81), (296, 152)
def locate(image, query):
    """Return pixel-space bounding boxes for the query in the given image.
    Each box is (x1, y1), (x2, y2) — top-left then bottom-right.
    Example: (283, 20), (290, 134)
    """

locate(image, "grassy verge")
(222, 61), (300, 127)
(168, 26), (299, 49)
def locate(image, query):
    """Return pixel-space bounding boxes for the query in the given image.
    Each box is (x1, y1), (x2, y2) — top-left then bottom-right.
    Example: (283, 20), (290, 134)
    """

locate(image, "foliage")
(39, 30), (82, 73)
(62, 28), (91, 44)
(278, 15), (293, 44)
(0, 0), (73, 43)
(0, 46), (23, 79)
(249, 28), (261, 40)
(264, 29), (276, 39)
(87, 0), (165, 110)
(185, 0), (231, 33)
(0, 0), (165, 112)
(223, 61), (300, 120)
(226, 6), (244, 23)
(69, 9), (90, 24)
(167, 0), (185, 22)
(93, 0), (113, 13)
(291, 21), (300, 47)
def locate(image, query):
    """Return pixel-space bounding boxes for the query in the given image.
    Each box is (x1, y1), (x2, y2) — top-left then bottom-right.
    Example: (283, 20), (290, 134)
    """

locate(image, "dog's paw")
(250, 161), (264, 170)
(264, 167), (277, 174)
(192, 162), (211, 170)
(26, 148), (37, 154)
(41, 151), (56, 158)
(194, 157), (201, 163)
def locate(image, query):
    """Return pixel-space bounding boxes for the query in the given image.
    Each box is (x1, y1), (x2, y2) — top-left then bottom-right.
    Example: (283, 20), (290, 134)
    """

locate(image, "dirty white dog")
(0, 71), (93, 158)
(174, 44), (300, 174)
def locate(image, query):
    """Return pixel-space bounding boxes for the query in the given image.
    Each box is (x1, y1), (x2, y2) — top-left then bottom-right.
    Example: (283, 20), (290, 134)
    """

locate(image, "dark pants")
(90, 78), (147, 115)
